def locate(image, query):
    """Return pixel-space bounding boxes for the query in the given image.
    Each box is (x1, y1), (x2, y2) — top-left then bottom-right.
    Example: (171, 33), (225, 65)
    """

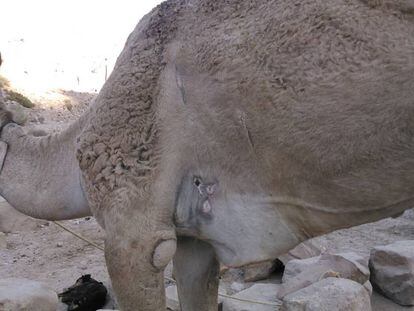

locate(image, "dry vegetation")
(0, 75), (34, 108)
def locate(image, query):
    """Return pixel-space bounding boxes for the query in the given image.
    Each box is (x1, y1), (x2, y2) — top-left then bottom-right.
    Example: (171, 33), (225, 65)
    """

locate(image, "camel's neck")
(0, 113), (91, 220)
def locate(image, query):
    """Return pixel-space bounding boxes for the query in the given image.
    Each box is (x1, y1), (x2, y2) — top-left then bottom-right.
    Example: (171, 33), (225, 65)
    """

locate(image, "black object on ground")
(58, 274), (107, 311)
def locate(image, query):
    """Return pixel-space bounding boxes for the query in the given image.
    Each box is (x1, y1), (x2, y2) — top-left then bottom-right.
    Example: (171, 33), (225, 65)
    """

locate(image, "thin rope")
(53, 220), (282, 308)
(164, 276), (281, 306)
(53, 221), (104, 251)
(217, 292), (281, 307)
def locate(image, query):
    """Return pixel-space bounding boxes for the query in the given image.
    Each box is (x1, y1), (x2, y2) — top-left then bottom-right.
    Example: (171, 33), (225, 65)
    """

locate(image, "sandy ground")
(0, 89), (414, 310)
(16, 88), (95, 133)
(0, 215), (109, 297)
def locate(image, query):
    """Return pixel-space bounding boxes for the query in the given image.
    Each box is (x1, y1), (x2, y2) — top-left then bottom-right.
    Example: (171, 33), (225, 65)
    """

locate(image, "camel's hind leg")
(99, 190), (177, 311)
(173, 237), (220, 311)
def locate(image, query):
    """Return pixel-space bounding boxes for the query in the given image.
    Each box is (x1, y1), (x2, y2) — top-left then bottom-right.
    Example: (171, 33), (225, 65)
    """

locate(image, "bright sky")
(0, 0), (164, 92)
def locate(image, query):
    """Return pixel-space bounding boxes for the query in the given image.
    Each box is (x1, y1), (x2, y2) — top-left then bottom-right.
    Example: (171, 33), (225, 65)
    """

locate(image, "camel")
(0, 0), (413, 310)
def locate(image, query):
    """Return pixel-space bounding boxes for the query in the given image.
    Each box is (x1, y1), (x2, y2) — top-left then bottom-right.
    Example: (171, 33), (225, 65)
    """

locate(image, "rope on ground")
(53, 221), (105, 251)
(164, 276), (282, 306)
(218, 293), (282, 307)
(53, 220), (282, 308)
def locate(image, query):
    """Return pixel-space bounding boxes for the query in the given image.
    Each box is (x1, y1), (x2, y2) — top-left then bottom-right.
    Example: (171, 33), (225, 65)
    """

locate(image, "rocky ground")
(0, 86), (414, 310)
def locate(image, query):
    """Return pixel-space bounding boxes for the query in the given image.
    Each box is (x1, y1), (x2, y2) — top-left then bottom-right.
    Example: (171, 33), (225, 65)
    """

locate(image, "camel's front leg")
(173, 237), (220, 311)
(101, 193), (177, 311)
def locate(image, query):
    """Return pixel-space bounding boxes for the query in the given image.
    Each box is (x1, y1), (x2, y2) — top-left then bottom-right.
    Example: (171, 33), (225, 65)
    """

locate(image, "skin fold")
(0, 0), (413, 310)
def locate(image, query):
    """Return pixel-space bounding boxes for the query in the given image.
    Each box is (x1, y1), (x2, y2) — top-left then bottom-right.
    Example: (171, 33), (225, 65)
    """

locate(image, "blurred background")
(0, 0), (164, 93)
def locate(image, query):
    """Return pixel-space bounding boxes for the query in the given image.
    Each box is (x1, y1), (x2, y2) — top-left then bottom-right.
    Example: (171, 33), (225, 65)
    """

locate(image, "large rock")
(282, 277), (371, 311)
(279, 209), (414, 266)
(279, 252), (370, 298)
(0, 278), (59, 311)
(4, 100), (28, 125)
(369, 240), (414, 306)
(279, 240), (323, 265)
(0, 200), (47, 233)
(283, 252), (369, 282)
(282, 256), (320, 282)
(241, 261), (276, 282)
(222, 283), (281, 311)
(371, 291), (413, 311)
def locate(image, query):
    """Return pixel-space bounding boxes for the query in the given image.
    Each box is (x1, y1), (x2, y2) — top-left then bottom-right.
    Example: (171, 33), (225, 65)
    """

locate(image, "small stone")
(78, 260), (88, 270)
(0, 278), (59, 311)
(222, 283), (281, 311)
(282, 277), (371, 311)
(56, 242), (63, 247)
(369, 240), (414, 306)
(242, 261), (275, 282)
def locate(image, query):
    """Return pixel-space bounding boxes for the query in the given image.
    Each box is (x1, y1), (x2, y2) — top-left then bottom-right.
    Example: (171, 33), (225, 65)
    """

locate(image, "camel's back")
(164, 0), (414, 212)
(78, 0), (414, 211)
(181, 0), (414, 87)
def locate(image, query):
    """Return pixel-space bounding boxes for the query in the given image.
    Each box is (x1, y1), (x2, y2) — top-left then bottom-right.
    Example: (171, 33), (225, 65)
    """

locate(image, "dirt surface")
(18, 88), (95, 133)
(0, 215), (108, 294)
(0, 88), (414, 310)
